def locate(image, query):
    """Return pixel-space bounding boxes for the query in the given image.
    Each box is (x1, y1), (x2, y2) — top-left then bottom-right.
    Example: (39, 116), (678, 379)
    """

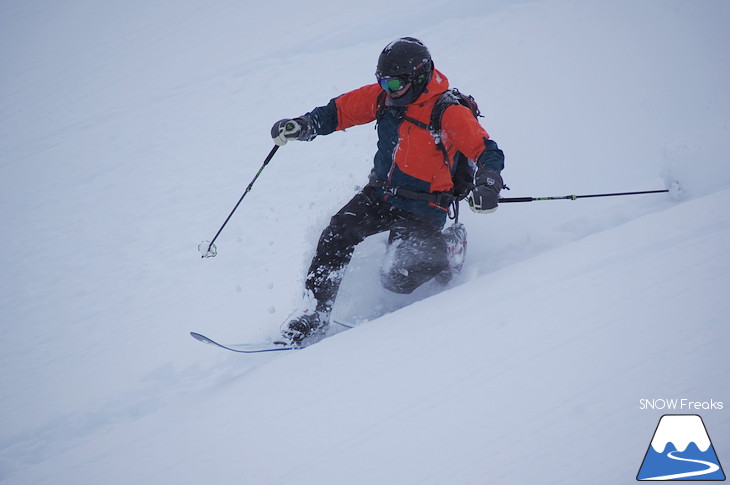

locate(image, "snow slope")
(1, 0), (729, 483)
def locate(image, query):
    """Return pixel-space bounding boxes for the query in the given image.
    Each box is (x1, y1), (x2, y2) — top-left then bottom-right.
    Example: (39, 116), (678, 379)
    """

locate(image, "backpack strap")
(376, 88), (481, 169)
(429, 91), (453, 162)
(428, 89), (483, 221)
(429, 88), (483, 160)
(375, 91), (388, 121)
(366, 172), (456, 209)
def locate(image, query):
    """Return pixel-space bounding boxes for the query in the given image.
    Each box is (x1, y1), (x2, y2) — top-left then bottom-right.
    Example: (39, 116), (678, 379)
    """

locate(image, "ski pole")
(499, 189), (669, 203)
(199, 145), (280, 258)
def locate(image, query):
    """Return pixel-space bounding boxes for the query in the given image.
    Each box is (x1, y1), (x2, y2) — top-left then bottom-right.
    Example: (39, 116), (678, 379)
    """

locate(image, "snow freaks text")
(639, 399), (724, 411)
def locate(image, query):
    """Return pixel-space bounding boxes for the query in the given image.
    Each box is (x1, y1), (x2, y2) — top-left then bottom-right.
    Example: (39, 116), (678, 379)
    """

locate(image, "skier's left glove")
(271, 116), (314, 146)
(468, 169), (503, 214)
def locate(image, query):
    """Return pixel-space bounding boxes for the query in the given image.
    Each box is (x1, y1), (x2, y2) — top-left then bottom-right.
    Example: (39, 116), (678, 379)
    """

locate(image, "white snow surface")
(2, 0), (729, 483)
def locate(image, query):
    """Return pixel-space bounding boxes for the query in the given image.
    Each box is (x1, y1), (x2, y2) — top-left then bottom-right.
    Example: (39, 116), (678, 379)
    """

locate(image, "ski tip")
(190, 332), (213, 344)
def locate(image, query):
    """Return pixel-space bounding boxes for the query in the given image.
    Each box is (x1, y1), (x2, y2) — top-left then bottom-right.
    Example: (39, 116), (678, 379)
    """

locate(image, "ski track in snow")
(1, 0), (729, 483)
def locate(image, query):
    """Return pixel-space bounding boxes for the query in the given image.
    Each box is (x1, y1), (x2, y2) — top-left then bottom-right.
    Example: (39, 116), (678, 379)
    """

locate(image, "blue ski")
(190, 332), (296, 353)
(190, 320), (360, 354)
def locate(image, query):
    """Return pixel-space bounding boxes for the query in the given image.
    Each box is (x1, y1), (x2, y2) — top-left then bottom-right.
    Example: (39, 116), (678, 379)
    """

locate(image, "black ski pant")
(306, 186), (449, 313)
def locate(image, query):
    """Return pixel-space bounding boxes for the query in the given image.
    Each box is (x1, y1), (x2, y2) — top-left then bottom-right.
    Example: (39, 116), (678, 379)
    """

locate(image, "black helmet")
(375, 37), (433, 84)
(375, 37), (434, 105)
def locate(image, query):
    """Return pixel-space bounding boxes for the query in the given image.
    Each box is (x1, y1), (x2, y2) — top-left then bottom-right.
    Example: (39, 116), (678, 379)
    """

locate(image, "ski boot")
(275, 309), (330, 347)
(435, 222), (467, 285)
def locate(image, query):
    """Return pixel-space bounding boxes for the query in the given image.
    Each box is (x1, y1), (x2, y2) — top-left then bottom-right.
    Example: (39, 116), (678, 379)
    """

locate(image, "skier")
(271, 37), (505, 345)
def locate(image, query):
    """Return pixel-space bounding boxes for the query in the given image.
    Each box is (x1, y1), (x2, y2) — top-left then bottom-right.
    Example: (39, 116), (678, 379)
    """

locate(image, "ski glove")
(468, 169), (503, 214)
(271, 117), (314, 146)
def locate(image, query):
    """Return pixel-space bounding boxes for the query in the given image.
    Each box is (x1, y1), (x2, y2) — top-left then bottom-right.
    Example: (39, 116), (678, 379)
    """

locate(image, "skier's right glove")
(271, 116), (314, 146)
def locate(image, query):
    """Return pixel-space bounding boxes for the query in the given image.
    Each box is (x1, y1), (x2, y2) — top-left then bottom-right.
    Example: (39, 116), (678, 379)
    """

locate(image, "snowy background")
(1, 0), (729, 483)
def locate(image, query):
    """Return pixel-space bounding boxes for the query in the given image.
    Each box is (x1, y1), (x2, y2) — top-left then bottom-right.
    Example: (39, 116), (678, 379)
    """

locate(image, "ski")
(190, 332), (296, 353)
(332, 319), (356, 328)
(190, 320), (360, 354)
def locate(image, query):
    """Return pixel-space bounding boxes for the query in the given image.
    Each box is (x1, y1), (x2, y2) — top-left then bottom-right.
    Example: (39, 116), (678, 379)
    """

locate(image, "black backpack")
(376, 88), (481, 199)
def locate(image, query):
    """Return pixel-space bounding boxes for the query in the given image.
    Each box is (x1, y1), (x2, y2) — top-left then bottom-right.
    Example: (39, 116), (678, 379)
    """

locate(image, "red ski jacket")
(306, 69), (504, 222)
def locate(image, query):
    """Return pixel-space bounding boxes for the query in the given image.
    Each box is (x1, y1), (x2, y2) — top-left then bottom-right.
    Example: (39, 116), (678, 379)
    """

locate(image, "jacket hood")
(415, 68), (449, 104)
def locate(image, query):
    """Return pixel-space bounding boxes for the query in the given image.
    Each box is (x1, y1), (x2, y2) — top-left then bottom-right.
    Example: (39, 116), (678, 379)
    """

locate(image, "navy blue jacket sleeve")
(476, 138), (505, 173)
(305, 98), (339, 136)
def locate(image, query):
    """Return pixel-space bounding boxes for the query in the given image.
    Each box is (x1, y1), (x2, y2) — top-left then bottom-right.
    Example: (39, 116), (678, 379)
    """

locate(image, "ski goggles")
(377, 76), (409, 93)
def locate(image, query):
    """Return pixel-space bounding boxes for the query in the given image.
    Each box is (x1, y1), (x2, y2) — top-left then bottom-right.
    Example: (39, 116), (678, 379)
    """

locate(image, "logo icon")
(637, 414), (725, 481)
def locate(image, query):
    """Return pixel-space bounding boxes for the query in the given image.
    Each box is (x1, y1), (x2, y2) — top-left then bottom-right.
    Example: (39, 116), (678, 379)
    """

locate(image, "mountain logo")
(637, 414), (725, 481)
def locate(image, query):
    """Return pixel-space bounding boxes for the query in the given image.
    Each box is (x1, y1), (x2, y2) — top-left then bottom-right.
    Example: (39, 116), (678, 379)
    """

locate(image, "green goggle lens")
(378, 77), (407, 93)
